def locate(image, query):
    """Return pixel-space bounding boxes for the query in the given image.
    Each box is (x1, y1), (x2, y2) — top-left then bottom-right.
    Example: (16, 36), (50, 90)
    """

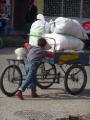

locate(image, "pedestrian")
(24, 0), (37, 39)
(15, 37), (55, 100)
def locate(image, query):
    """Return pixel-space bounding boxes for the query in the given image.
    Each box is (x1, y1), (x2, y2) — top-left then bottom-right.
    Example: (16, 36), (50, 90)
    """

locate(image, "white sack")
(51, 17), (88, 40)
(49, 19), (55, 33)
(37, 14), (45, 22)
(15, 47), (27, 60)
(29, 20), (50, 46)
(44, 33), (84, 51)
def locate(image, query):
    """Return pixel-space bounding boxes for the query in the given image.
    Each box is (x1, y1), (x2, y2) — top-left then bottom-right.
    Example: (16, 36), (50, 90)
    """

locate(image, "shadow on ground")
(18, 88), (90, 101)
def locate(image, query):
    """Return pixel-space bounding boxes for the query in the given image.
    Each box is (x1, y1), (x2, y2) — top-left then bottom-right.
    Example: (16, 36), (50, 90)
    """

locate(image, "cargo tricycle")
(0, 38), (89, 97)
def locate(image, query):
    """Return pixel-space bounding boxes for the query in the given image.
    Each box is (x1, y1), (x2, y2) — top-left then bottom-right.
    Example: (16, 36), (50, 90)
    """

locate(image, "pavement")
(0, 48), (90, 120)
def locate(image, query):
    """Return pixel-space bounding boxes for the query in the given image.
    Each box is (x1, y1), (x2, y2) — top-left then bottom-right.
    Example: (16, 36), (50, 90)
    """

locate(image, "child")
(15, 38), (54, 100)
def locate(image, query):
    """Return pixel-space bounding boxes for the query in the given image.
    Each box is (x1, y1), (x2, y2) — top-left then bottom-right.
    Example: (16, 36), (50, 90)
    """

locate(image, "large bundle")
(44, 33), (84, 51)
(29, 14), (50, 46)
(50, 17), (88, 40)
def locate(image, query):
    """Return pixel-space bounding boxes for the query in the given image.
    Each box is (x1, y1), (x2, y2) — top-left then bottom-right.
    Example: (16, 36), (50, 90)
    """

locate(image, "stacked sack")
(44, 33), (85, 51)
(44, 17), (88, 51)
(29, 14), (50, 46)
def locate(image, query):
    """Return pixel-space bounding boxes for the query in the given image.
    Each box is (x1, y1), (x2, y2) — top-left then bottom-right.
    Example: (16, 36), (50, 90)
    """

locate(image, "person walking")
(15, 38), (54, 100)
(25, 0), (37, 38)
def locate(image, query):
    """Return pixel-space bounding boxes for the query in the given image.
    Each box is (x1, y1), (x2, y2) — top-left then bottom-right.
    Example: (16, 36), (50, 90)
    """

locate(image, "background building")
(0, 0), (90, 33)
(44, 0), (90, 18)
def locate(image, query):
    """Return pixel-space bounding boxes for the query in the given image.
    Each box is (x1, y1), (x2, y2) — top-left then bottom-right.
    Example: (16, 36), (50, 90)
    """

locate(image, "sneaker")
(15, 90), (24, 100)
(31, 92), (39, 98)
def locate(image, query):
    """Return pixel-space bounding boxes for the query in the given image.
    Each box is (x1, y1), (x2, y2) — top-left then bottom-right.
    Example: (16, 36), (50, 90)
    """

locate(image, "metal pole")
(11, 0), (14, 32)
(61, 0), (64, 16)
(80, 0), (83, 18)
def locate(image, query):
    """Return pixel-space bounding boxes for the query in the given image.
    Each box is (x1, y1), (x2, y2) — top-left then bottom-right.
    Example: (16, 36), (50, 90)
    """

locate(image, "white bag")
(51, 17), (88, 40)
(15, 47), (27, 60)
(44, 33), (84, 51)
(49, 19), (55, 33)
(29, 20), (50, 46)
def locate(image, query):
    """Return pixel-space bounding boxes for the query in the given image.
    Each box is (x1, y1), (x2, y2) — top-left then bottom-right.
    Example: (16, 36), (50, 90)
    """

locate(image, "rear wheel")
(36, 62), (56, 89)
(0, 65), (23, 97)
(64, 64), (87, 95)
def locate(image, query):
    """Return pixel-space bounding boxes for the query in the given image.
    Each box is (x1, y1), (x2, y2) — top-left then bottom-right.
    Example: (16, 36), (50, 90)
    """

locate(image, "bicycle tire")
(64, 64), (87, 95)
(0, 65), (23, 97)
(36, 62), (56, 89)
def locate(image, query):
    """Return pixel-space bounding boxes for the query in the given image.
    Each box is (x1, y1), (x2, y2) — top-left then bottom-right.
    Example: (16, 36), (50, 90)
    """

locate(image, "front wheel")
(64, 64), (87, 95)
(36, 62), (56, 89)
(0, 65), (23, 97)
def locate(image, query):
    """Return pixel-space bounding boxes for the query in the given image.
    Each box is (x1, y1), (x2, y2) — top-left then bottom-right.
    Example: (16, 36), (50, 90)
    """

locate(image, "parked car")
(79, 18), (90, 50)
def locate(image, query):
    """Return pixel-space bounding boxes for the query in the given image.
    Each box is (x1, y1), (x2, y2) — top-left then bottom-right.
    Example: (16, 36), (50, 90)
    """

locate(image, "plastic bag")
(44, 33), (84, 51)
(29, 19), (50, 46)
(15, 47), (27, 60)
(51, 17), (88, 40)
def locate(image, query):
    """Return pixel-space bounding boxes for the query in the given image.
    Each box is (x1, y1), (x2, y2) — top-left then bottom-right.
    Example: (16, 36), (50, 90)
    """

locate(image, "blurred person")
(25, 0), (37, 39)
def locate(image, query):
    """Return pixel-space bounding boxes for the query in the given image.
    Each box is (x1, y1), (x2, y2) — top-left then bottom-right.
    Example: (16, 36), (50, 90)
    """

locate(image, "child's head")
(38, 38), (47, 48)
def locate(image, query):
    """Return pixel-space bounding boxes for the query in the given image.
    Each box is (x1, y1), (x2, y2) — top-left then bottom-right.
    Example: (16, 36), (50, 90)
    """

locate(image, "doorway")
(13, 0), (28, 31)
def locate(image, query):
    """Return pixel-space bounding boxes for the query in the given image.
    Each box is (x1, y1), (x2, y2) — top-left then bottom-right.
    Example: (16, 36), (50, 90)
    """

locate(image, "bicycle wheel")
(0, 65), (23, 97)
(64, 64), (87, 95)
(36, 62), (56, 89)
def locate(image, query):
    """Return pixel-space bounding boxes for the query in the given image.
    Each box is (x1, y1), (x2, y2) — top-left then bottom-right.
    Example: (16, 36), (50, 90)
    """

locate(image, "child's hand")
(24, 42), (30, 49)
(47, 51), (55, 58)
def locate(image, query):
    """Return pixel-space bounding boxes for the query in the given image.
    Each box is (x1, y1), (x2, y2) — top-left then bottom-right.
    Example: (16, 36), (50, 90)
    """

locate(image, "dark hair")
(38, 38), (47, 48)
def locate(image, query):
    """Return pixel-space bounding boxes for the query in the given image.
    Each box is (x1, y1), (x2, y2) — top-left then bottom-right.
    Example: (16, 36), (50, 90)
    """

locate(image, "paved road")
(0, 48), (90, 120)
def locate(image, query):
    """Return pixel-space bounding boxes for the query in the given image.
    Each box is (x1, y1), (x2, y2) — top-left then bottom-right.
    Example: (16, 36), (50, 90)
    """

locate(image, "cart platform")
(53, 50), (90, 65)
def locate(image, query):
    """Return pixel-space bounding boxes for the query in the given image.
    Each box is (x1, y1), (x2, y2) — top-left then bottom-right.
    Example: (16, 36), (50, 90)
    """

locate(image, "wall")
(35, 0), (44, 14)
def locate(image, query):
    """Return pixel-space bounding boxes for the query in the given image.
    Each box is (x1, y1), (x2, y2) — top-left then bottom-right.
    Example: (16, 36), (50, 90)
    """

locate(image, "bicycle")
(0, 51), (88, 97)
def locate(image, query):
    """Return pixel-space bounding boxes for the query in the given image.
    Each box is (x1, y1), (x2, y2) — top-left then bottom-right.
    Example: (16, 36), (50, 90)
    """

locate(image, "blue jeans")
(19, 62), (40, 92)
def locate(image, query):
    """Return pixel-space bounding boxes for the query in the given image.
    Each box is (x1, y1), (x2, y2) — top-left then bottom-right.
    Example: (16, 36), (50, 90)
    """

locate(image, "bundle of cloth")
(15, 16), (88, 60)
(29, 14), (50, 46)
(29, 15), (88, 51)
(44, 17), (88, 51)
